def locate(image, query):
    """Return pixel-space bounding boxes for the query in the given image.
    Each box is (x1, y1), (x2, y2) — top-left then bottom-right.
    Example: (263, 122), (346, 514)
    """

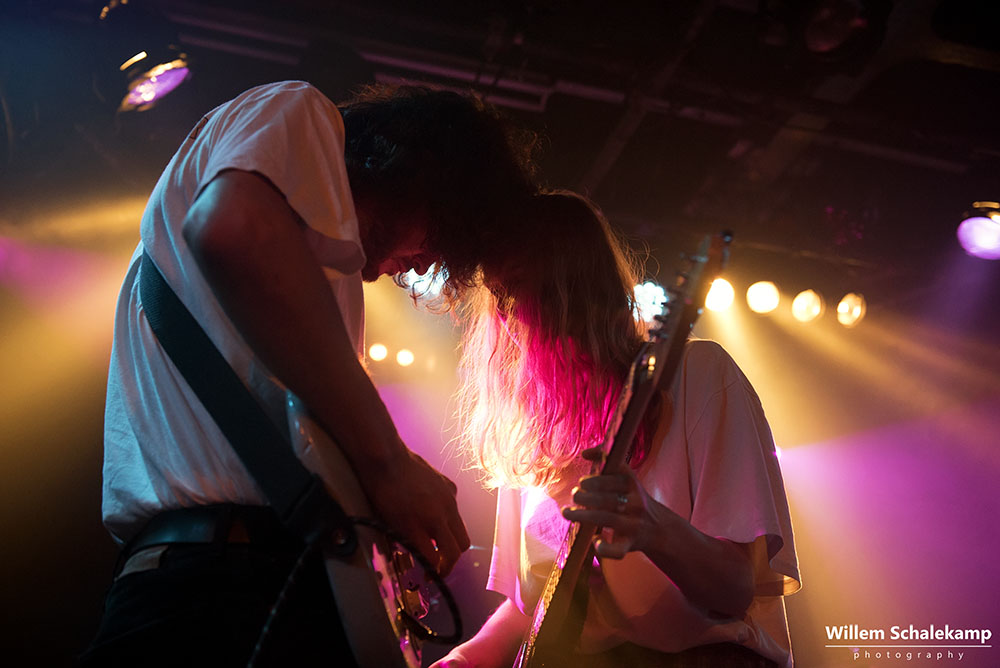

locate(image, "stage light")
(396, 349), (415, 367)
(403, 264), (446, 298)
(119, 57), (190, 112)
(746, 281), (780, 314)
(97, 1), (191, 112)
(837, 293), (867, 328)
(705, 278), (734, 312)
(368, 343), (388, 361)
(633, 280), (667, 321)
(956, 202), (1000, 260)
(791, 289), (825, 323)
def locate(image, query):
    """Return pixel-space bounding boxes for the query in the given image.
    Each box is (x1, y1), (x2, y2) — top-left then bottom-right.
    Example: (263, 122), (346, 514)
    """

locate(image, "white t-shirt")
(102, 81), (366, 543)
(488, 340), (801, 666)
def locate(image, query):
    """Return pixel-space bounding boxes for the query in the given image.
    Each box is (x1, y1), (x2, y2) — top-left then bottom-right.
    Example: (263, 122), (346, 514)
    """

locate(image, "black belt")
(116, 504), (303, 579)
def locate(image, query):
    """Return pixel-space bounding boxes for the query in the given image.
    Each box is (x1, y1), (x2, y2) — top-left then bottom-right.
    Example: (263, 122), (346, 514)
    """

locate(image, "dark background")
(1, 1), (998, 666)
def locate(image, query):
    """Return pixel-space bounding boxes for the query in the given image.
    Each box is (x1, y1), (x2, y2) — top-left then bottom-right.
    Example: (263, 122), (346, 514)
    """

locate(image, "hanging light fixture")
(956, 201), (1000, 261)
(791, 289), (825, 323)
(97, 0), (191, 112)
(746, 281), (780, 314)
(836, 293), (866, 328)
(705, 278), (735, 312)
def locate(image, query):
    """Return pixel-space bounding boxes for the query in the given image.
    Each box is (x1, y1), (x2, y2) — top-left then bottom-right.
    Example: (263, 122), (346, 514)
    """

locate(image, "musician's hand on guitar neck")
(561, 447), (662, 560)
(363, 447), (471, 576)
(562, 449), (755, 617)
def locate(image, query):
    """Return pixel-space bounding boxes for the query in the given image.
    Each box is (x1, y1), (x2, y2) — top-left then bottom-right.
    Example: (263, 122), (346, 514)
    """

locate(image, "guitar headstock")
(594, 231), (733, 473)
(642, 231), (732, 383)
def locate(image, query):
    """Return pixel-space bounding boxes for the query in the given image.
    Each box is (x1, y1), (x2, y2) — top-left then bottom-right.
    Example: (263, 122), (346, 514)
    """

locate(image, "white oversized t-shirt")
(488, 340), (801, 666)
(102, 81), (366, 543)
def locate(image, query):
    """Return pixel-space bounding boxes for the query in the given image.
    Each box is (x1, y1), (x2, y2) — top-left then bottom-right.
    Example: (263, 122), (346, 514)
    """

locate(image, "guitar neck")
(518, 233), (731, 668)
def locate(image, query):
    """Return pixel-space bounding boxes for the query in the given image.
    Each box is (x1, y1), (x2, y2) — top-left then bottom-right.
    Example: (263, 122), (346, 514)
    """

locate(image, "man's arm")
(430, 598), (529, 668)
(181, 168), (470, 573)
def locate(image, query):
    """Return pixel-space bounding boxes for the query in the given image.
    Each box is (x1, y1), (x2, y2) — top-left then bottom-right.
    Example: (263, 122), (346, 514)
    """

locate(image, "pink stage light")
(120, 59), (190, 112)
(956, 215), (1000, 260)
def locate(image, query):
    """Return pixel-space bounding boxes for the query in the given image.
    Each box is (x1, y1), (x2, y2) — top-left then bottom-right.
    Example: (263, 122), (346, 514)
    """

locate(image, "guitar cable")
(246, 516), (463, 668)
(246, 533), (322, 668)
(351, 516), (464, 643)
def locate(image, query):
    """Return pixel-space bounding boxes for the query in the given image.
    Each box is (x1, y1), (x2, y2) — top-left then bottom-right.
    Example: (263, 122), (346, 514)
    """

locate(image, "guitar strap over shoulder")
(138, 250), (355, 554)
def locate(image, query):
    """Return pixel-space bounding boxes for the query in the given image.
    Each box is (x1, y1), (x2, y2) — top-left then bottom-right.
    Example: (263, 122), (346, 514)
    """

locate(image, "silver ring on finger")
(615, 493), (629, 513)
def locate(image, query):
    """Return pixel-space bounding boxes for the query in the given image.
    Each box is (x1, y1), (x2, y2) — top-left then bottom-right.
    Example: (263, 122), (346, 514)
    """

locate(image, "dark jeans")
(79, 541), (358, 667)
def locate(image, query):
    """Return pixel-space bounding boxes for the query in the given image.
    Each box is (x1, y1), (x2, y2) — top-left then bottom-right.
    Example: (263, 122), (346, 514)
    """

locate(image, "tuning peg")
(649, 327), (668, 340)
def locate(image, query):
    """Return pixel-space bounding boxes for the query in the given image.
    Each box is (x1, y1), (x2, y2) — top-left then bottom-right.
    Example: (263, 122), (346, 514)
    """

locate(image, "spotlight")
(957, 201), (1000, 260)
(396, 349), (415, 367)
(368, 343), (388, 361)
(633, 280), (667, 321)
(791, 289), (825, 323)
(403, 264), (446, 298)
(705, 278), (734, 312)
(746, 281), (780, 314)
(119, 55), (190, 112)
(97, 1), (191, 112)
(836, 293), (866, 328)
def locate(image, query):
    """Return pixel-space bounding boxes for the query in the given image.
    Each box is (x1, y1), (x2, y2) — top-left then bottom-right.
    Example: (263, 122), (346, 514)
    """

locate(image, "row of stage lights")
(367, 343), (415, 367)
(402, 267), (866, 327)
(367, 280), (862, 367)
(636, 279), (867, 327)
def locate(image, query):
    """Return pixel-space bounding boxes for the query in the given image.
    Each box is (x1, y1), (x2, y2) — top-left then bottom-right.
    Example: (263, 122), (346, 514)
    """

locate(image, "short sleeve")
(487, 487), (525, 609)
(682, 341), (800, 595)
(487, 485), (568, 615)
(197, 81), (364, 274)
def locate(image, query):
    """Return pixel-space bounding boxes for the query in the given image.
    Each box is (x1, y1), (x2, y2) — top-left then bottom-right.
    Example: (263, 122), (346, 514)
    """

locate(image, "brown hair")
(455, 190), (659, 488)
(339, 84), (537, 305)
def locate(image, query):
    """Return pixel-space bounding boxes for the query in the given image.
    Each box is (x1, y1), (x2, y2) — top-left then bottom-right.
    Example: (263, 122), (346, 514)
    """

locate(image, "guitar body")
(286, 393), (422, 668)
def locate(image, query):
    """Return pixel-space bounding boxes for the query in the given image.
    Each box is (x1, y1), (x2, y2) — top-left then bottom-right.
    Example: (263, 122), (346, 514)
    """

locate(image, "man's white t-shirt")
(103, 81), (366, 543)
(488, 340), (801, 666)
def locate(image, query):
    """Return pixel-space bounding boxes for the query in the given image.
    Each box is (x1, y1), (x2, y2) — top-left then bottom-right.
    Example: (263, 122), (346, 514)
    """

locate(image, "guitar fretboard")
(527, 519), (580, 645)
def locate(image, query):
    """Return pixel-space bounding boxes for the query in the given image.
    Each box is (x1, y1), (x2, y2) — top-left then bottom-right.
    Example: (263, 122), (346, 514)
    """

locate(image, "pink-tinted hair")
(454, 190), (658, 489)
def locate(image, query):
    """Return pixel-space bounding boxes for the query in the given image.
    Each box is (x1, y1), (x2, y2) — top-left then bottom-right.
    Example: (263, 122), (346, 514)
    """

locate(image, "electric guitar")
(286, 395), (456, 668)
(513, 232), (732, 668)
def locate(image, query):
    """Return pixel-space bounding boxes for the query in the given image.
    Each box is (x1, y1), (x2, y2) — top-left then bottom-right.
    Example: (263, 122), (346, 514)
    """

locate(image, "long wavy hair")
(455, 190), (657, 489)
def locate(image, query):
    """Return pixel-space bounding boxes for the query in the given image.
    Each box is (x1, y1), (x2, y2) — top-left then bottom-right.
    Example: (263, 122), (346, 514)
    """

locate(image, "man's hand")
(364, 448), (470, 576)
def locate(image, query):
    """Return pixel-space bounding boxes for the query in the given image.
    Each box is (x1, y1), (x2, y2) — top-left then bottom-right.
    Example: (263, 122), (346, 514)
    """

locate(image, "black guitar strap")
(138, 250), (355, 554)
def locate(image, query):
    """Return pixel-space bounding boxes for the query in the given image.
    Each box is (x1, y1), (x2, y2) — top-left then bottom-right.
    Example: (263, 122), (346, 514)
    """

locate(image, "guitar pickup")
(392, 549), (415, 574)
(402, 584), (430, 619)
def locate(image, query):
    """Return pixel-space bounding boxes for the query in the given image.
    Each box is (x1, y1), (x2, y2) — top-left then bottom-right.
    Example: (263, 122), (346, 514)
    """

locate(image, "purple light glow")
(121, 62), (190, 111)
(956, 215), (1000, 260)
(780, 396), (1000, 667)
(0, 238), (105, 306)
